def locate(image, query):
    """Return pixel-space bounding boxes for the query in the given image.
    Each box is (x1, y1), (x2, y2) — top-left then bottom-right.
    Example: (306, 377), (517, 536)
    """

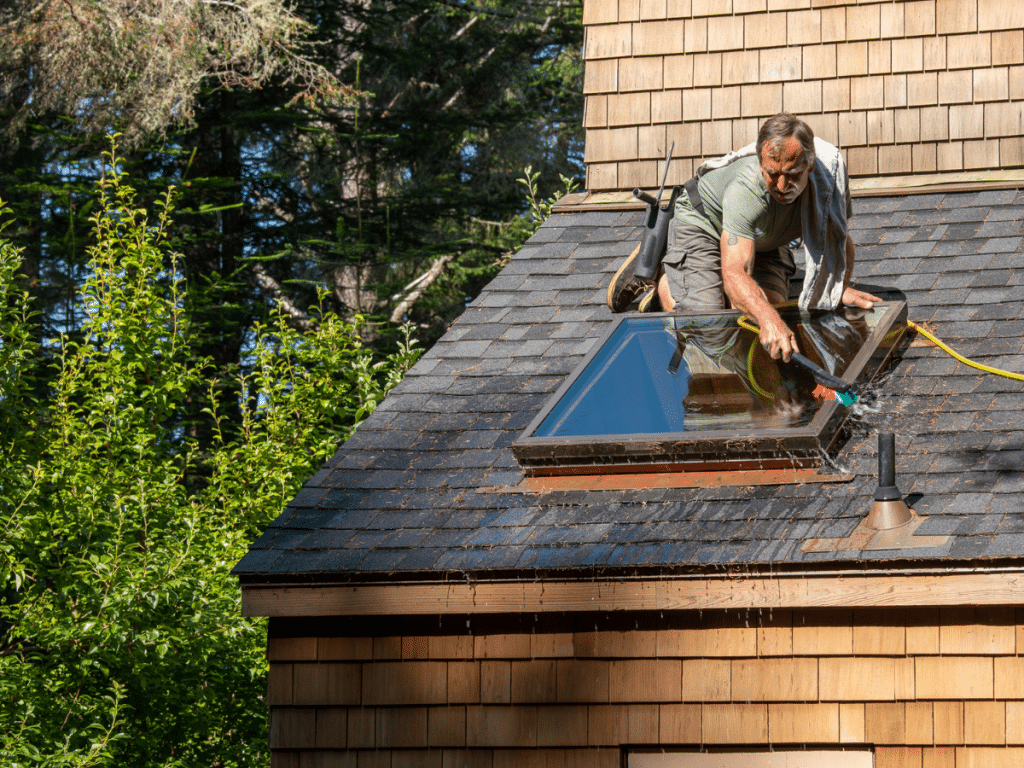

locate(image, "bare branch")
(250, 262), (314, 331)
(251, 191), (294, 224)
(452, 14), (479, 39)
(389, 254), (455, 324)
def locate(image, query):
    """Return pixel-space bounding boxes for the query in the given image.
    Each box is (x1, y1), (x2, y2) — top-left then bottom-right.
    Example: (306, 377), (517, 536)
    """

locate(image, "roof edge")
(241, 566), (1024, 617)
(555, 170), (1024, 211)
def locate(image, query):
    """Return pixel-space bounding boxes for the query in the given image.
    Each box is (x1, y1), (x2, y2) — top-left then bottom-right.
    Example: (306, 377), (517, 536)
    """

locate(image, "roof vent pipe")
(865, 431), (913, 530)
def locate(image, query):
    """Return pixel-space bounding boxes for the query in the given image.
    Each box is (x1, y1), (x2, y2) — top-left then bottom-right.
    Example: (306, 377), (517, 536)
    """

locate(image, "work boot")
(606, 245), (654, 313)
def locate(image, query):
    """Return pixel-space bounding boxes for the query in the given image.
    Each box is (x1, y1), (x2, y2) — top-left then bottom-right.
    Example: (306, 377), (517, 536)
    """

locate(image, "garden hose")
(737, 313), (1024, 405)
(739, 315), (858, 405)
(906, 320), (1024, 383)
(745, 338), (775, 401)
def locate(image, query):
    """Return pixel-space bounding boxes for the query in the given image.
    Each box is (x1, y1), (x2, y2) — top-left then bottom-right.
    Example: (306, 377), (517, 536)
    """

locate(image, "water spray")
(738, 307), (1024, 407)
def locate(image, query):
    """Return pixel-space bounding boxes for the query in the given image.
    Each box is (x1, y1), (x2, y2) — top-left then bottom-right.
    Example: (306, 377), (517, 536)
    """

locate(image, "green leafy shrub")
(0, 153), (418, 767)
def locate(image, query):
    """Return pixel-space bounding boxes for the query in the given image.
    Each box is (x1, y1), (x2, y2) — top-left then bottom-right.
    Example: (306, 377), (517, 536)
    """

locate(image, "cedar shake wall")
(582, 0), (1024, 190)
(267, 607), (1024, 768)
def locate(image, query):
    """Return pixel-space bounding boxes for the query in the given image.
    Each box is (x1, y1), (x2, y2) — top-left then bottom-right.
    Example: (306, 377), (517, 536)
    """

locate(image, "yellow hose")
(745, 337), (774, 400)
(737, 316), (759, 335)
(907, 319), (1024, 383)
(736, 313), (1024, 384)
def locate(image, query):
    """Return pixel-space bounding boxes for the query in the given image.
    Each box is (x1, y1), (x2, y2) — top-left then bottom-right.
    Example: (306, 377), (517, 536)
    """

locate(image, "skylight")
(513, 302), (908, 475)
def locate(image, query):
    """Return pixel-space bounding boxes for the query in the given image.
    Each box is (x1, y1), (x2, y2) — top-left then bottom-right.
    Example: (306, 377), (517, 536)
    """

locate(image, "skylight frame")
(513, 301), (908, 475)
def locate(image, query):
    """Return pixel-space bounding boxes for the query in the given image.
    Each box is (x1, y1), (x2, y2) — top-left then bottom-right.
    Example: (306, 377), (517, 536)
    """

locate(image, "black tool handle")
(632, 189), (659, 207)
(791, 352), (854, 394)
(632, 141), (676, 211)
(654, 140), (675, 201)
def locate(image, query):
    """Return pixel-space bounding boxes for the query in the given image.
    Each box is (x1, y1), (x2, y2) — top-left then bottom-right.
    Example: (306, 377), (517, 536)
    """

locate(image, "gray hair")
(757, 113), (815, 168)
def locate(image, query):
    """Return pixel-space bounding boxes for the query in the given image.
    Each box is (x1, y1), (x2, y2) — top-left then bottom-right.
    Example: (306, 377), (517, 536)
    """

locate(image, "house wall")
(266, 606), (1024, 768)
(582, 0), (1024, 190)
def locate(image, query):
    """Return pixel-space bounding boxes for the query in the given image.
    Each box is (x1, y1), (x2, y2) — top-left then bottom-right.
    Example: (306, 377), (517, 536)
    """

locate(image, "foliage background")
(0, 0), (585, 354)
(0, 161), (419, 765)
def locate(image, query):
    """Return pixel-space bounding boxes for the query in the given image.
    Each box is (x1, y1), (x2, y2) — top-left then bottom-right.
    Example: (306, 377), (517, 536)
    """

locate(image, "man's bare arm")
(720, 229), (798, 361)
(841, 232), (882, 308)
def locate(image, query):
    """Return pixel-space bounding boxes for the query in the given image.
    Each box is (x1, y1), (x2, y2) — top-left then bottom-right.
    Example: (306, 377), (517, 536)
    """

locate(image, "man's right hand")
(756, 311), (799, 361)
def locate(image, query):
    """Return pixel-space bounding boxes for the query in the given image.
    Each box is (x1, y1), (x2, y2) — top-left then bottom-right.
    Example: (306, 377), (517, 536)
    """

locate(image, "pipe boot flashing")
(866, 431), (913, 531)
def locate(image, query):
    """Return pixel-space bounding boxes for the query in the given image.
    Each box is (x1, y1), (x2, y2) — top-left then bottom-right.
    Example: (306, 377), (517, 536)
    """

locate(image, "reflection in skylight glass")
(533, 307), (882, 439)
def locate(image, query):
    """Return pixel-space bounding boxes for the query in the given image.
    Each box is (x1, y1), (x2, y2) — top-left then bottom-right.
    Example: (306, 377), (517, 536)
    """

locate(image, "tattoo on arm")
(727, 233), (737, 246)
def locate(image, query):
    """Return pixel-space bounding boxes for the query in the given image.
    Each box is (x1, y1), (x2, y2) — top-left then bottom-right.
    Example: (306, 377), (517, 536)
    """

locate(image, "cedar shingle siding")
(583, 0), (1024, 188)
(267, 608), (1024, 768)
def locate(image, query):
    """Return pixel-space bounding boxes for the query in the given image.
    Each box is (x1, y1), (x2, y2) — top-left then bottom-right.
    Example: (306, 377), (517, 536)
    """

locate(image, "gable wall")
(583, 0), (1024, 190)
(266, 607), (1024, 768)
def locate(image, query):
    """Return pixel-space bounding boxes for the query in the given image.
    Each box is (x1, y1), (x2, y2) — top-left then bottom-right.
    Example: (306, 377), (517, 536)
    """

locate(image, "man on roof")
(608, 112), (881, 362)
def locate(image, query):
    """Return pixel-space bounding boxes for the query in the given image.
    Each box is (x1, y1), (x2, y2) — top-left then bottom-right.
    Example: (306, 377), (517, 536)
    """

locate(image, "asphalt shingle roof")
(234, 191), (1024, 580)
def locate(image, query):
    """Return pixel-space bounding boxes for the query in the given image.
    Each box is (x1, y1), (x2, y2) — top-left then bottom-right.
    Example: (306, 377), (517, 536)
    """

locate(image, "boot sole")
(606, 243), (644, 312)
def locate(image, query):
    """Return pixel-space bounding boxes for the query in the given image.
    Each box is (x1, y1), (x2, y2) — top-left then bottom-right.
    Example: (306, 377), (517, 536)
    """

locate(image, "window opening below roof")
(513, 302), (907, 476)
(628, 749), (874, 768)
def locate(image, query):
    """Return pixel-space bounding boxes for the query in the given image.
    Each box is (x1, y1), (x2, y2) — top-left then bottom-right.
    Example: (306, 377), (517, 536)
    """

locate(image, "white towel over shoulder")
(694, 137), (849, 311)
(798, 137), (848, 311)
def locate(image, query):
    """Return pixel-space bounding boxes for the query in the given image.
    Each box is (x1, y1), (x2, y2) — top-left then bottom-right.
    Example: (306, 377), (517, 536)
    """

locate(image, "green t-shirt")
(675, 155), (851, 252)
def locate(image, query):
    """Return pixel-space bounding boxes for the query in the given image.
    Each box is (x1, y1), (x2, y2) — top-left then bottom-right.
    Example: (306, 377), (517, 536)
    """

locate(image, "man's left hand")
(842, 286), (882, 309)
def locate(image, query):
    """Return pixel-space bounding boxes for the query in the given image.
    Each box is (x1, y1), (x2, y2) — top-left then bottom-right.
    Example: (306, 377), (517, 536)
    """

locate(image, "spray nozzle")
(792, 352), (857, 404)
(811, 384), (857, 405)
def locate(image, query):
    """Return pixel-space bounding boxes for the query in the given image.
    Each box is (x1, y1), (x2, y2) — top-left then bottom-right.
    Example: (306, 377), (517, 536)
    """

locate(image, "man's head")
(756, 113), (815, 206)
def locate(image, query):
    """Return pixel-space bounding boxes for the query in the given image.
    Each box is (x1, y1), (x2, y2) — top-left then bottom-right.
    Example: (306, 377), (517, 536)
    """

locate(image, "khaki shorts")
(662, 220), (796, 312)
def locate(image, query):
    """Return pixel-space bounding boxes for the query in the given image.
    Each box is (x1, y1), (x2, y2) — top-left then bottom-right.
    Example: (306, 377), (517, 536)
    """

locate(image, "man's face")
(760, 135), (811, 206)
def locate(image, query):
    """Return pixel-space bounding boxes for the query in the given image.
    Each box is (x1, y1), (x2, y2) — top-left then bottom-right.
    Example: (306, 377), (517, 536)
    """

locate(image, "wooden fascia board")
(241, 570), (1024, 617)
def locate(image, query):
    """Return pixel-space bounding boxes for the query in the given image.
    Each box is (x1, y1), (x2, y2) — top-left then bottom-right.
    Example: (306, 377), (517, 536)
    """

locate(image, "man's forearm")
(723, 262), (777, 326)
(720, 230), (797, 360)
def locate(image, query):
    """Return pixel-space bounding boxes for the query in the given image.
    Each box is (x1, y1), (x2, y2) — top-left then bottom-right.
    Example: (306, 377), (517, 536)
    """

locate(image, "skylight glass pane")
(513, 302), (907, 474)
(534, 307), (883, 439)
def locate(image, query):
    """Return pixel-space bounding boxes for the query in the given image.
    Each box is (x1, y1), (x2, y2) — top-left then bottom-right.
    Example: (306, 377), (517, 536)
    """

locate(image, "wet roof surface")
(234, 190), (1024, 580)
